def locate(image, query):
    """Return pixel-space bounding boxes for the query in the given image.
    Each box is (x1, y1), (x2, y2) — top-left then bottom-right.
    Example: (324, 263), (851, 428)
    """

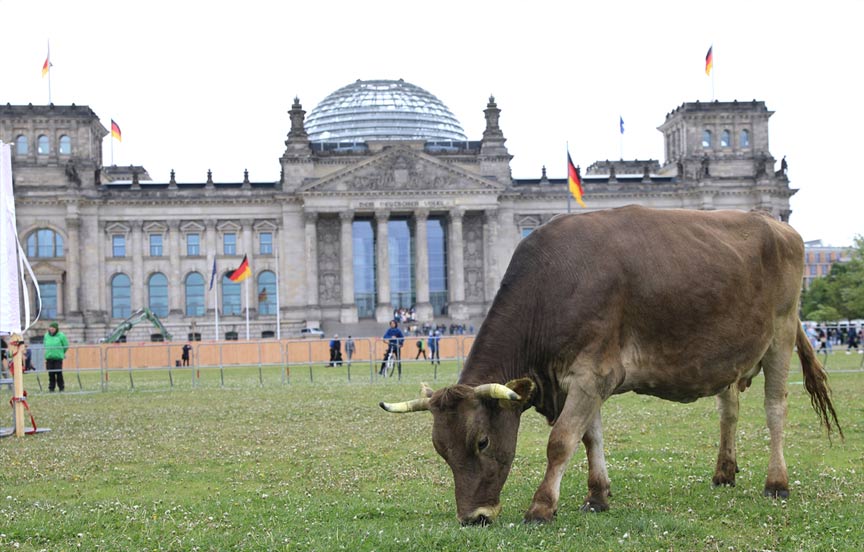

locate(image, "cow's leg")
(761, 326), (795, 498)
(580, 409), (611, 512)
(524, 387), (602, 523)
(712, 384), (739, 487)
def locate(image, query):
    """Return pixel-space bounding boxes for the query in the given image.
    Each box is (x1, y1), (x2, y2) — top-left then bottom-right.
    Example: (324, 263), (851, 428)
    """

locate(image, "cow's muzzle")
(459, 504), (501, 526)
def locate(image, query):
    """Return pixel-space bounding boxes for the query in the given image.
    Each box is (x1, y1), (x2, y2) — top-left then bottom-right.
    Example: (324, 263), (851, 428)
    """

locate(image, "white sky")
(2, 0), (861, 246)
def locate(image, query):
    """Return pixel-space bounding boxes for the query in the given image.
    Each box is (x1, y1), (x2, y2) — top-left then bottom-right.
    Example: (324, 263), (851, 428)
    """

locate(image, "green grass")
(1, 356), (862, 551)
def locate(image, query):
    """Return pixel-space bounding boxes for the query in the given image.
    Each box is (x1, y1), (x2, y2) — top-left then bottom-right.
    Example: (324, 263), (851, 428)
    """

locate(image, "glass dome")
(305, 79), (467, 143)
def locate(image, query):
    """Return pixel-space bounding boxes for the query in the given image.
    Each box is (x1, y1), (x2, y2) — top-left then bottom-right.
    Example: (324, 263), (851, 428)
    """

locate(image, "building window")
(352, 220), (376, 319)
(521, 227), (535, 239)
(15, 135), (28, 155)
(702, 130), (712, 148)
(388, 219), (415, 309)
(148, 273), (169, 318)
(740, 129), (750, 148)
(222, 273), (241, 315)
(39, 281), (58, 319)
(111, 273), (132, 319)
(185, 272), (205, 316)
(149, 234), (163, 256)
(37, 135), (50, 155)
(428, 218), (448, 316)
(720, 130), (730, 148)
(187, 233), (200, 256)
(59, 135), (72, 155)
(112, 235), (126, 257)
(260, 232), (273, 255)
(257, 270), (277, 315)
(26, 229), (64, 258)
(223, 233), (236, 255)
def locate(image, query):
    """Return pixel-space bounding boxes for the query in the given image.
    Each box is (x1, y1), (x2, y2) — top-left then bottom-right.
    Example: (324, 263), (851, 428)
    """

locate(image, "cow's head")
(380, 379), (534, 525)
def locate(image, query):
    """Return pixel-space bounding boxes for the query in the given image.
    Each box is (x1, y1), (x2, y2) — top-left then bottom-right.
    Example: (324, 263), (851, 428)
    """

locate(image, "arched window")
(740, 129), (750, 148)
(427, 218), (448, 316)
(59, 135), (72, 155)
(257, 271), (277, 315)
(37, 135), (50, 155)
(720, 130), (730, 148)
(148, 273), (169, 318)
(222, 273), (241, 315)
(185, 272), (205, 316)
(26, 229), (64, 258)
(15, 135), (28, 155)
(111, 274), (132, 319)
(701, 130), (712, 148)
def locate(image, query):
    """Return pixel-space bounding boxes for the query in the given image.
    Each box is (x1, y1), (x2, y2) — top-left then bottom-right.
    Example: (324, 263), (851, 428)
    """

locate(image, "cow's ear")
(505, 378), (534, 406)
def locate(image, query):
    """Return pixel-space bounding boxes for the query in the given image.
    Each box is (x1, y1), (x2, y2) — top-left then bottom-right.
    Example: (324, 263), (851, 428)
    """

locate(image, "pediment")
(301, 146), (504, 193)
(105, 222), (130, 235)
(180, 220), (205, 233)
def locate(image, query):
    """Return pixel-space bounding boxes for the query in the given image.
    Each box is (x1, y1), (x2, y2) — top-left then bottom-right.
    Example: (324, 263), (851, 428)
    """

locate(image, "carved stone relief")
(316, 216), (342, 305)
(462, 213), (485, 302)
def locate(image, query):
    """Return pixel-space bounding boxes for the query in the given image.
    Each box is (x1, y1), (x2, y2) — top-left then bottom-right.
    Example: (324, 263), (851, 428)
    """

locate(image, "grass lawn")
(1, 354), (862, 551)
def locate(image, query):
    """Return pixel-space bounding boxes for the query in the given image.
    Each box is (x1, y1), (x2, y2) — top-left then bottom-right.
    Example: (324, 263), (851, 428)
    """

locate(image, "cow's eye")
(478, 436), (489, 451)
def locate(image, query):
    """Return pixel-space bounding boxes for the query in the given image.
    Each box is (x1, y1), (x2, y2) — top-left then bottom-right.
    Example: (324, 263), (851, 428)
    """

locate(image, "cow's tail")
(795, 322), (843, 439)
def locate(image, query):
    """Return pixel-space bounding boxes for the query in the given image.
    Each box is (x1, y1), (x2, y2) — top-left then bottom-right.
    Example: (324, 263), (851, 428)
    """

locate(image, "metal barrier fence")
(13, 335), (479, 392)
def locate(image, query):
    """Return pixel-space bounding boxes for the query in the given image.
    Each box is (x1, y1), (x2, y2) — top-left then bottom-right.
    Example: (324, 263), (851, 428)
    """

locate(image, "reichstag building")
(2, 79), (794, 342)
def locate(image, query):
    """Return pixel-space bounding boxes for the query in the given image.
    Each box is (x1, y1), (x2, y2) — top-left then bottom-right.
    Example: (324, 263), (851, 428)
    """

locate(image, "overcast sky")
(3, 0), (861, 246)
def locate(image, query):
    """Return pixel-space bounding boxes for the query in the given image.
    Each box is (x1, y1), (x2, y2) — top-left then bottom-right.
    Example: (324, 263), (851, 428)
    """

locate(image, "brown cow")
(380, 206), (841, 525)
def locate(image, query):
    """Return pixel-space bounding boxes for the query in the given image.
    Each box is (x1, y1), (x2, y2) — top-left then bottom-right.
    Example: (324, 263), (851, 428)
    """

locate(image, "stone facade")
(2, 95), (795, 343)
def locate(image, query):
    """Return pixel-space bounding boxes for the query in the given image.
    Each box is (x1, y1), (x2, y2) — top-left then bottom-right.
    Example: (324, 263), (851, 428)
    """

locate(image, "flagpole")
(275, 231), (281, 340)
(47, 41), (52, 104)
(566, 142), (572, 214)
(245, 278), (250, 340)
(110, 120), (114, 167)
(214, 270), (220, 341)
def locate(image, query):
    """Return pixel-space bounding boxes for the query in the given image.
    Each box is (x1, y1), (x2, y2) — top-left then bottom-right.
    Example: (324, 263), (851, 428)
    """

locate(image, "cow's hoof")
(712, 474), (736, 487)
(763, 486), (789, 499)
(579, 500), (609, 513)
(523, 505), (556, 524)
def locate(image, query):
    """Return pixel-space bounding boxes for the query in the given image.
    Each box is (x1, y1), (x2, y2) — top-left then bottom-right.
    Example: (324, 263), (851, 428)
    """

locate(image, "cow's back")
(464, 206), (805, 412)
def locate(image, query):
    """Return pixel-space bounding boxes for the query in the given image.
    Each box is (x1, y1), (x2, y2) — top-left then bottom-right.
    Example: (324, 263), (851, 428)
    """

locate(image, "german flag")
(111, 120), (122, 142)
(567, 151), (585, 208)
(41, 55), (51, 77)
(705, 46), (713, 76)
(229, 255), (251, 283)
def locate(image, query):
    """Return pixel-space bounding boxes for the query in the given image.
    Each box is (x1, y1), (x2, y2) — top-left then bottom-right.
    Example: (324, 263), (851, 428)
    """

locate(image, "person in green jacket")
(44, 322), (69, 392)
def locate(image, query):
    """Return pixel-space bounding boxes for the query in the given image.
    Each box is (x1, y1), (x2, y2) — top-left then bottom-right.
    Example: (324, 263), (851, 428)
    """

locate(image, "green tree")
(802, 236), (864, 321)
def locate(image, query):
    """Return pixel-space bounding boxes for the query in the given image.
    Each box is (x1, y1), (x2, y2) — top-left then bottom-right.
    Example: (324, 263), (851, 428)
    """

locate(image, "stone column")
(374, 210), (391, 322)
(304, 211), (321, 323)
(64, 216), (81, 316)
(168, 220), (182, 315)
(413, 209), (433, 322)
(205, 220), (218, 314)
(339, 211), (358, 323)
(483, 208), (500, 305)
(131, 221), (144, 310)
(447, 209), (468, 320)
(241, 219), (254, 314)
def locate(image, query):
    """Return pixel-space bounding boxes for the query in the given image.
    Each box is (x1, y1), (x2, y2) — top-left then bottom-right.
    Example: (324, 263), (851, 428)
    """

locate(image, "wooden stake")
(9, 333), (26, 437)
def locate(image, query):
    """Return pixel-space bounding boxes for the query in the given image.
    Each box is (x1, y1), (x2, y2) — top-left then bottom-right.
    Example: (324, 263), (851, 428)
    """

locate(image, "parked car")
(299, 327), (325, 338)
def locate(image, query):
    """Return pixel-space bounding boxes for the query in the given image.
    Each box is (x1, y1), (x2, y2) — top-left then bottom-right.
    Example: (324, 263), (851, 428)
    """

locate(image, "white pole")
(275, 231), (281, 340)
(245, 278), (250, 340)
(214, 272), (220, 341)
(47, 41), (52, 104)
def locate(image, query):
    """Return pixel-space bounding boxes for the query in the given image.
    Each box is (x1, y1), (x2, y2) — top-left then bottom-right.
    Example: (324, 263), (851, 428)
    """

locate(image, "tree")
(802, 236), (864, 321)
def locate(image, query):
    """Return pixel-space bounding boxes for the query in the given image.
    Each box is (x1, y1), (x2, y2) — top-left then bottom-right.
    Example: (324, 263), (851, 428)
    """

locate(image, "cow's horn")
(379, 398), (431, 413)
(474, 383), (521, 401)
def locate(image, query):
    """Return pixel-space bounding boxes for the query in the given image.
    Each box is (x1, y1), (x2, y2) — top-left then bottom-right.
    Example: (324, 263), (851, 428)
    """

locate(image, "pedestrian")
(44, 322), (69, 392)
(380, 320), (404, 377)
(847, 327), (860, 354)
(415, 336), (427, 360)
(182, 343), (193, 366)
(428, 330), (441, 366)
(329, 334), (342, 367)
(345, 335), (355, 367)
(0, 337), (9, 380)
